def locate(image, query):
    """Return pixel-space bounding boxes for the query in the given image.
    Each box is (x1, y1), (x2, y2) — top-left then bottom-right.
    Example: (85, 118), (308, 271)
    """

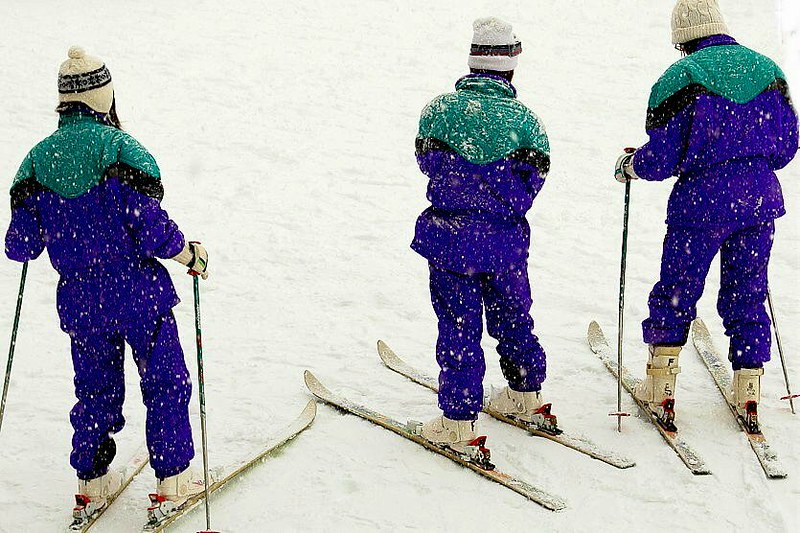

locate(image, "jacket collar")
(58, 111), (108, 128)
(694, 34), (738, 52)
(455, 73), (517, 98)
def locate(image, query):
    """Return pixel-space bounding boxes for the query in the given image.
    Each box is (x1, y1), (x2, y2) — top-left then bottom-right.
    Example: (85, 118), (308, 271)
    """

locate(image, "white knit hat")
(468, 17), (522, 71)
(58, 46), (114, 114)
(671, 0), (729, 44)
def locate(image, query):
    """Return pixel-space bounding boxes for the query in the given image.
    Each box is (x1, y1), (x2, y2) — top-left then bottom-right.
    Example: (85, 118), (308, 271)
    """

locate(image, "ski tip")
(691, 317), (709, 337)
(376, 340), (398, 365)
(303, 369), (318, 388)
(302, 398), (318, 420)
(588, 320), (601, 336)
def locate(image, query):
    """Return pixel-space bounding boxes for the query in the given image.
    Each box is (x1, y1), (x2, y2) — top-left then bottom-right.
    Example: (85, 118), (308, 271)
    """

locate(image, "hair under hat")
(468, 17), (522, 72)
(58, 46), (114, 114)
(671, 0), (729, 44)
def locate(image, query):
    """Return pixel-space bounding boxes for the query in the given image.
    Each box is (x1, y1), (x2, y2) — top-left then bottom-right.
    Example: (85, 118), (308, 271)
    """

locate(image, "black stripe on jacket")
(415, 137), (550, 176)
(646, 78), (793, 130)
(9, 163), (164, 209)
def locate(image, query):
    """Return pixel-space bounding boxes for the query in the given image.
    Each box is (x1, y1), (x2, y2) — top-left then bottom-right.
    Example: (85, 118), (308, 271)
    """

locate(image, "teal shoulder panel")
(649, 45), (786, 108)
(418, 88), (549, 165)
(17, 118), (161, 199)
(10, 152), (35, 190)
(112, 131), (161, 179)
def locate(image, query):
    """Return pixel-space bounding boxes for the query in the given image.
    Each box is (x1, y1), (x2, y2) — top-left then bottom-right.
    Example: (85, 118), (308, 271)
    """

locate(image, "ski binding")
(740, 400), (761, 435)
(69, 494), (105, 530)
(407, 420), (494, 470)
(145, 493), (180, 529)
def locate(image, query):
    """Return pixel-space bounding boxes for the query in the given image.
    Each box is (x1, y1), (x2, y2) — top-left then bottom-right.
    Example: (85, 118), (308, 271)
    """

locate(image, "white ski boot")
(633, 345), (682, 431)
(146, 468), (207, 525)
(731, 368), (763, 434)
(410, 415), (493, 469)
(488, 386), (560, 435)
(71, 471), (122, 527)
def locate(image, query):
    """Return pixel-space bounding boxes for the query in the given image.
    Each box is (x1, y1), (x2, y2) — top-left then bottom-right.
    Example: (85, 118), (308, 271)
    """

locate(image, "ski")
(376, 340), (635, 470)
(690, 319), (787, 479)
(68, 446), (150, 532)
(587, 321), (711, 475)
(143, 400), (317, 532)
(304, 370), (567, 511)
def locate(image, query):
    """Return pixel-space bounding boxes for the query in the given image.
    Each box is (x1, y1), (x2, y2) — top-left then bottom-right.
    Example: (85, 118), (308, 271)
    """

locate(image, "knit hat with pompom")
(671, 0), (729, 44)
(57, 46), (114, 114)
(468, 17), (522, 72)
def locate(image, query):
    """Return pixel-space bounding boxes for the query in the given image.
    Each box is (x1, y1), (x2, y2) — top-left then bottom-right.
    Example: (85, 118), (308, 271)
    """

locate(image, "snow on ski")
(690, 319), (787, 479)
(376, 340), (635, 470)
(303, 370), (567, 511)
(143, 400), (317, 532)
(587, 321), (711, 475)
(68, 446), (150, 532)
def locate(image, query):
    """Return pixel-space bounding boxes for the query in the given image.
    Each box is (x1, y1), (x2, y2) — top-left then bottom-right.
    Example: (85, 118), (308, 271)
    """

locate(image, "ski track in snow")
(0, 1), (798, 532)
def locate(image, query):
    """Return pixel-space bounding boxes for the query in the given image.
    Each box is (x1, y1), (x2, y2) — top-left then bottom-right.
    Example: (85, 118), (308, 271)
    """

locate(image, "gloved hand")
(614, 147), (639, 183)
(171, 241), (209, 279)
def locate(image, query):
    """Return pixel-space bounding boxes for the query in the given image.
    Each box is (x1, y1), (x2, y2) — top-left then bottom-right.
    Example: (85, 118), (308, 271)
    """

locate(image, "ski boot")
(409, 415), (494, 470)
(146, 468), (207, 526)
(633, 344), (681, 431)
(731, 368), (763, 434)
(70, 471), (122, 529)
(488, 386), (561, 435)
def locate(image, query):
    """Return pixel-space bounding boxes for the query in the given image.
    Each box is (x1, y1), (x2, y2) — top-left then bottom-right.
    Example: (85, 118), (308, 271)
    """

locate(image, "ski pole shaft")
(0, 262), (29, 436)
(767, 289), (795, 414)
(617, 180), (632, 432)
(192, 273), (213, 529)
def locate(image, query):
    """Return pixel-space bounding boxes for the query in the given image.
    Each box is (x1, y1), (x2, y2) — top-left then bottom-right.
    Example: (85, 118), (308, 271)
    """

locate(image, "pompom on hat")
(57, 46), (114, 114)
(468, 17), (522, 72)
(671, 0), (729, 44)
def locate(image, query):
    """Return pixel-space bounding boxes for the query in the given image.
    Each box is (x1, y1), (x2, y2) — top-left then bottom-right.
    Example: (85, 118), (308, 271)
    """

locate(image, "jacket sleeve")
(5, 154), (46, 263)
(5, 200), (46, 263)
(107, 163), (185, 260)
(632, 104), (694, 182)
(771, 93), (799, 171)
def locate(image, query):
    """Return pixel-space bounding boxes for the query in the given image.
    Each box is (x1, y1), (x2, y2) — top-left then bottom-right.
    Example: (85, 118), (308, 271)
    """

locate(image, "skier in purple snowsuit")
(615, 0), (798, 433)
(5, 47), (210, 518)
(412, 18), (557, 454)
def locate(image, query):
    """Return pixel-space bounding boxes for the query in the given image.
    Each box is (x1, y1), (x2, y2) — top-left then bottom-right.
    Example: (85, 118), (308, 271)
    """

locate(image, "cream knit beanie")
(58, 46), (114, 114)
(671, 0), (729, 44)
(468, 17), (522, 71)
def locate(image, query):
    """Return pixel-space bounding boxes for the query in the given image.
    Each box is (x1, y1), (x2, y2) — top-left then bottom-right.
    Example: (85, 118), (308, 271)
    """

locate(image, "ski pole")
(190, 271), (215, 532)
(767, 289), (798, 414)
(0, 261), (29, 436)
(610, 156), (635, 432)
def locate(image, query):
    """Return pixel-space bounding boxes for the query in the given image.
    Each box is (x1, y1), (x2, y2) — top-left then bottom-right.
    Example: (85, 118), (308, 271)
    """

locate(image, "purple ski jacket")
(632, 35), (799, 227)
(412, 74), (550, 274)
(5, 112), (185, 333)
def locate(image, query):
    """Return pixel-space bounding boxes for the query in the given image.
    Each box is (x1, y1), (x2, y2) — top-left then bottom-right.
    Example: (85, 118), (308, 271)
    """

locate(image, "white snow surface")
(0, 1), (798, 532)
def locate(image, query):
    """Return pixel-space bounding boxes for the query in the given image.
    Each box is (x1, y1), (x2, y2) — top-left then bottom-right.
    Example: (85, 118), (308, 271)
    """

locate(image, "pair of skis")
(305, 341), (637, 513)
(588, 319), (787, 479)
(68, 401), (316, 532)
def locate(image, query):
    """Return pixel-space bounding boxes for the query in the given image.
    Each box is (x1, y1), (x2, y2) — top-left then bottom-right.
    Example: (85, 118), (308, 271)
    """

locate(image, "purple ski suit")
(5, 111), (194, 479)
(632, 36), (799, 369)
(413, 75), (550, 421)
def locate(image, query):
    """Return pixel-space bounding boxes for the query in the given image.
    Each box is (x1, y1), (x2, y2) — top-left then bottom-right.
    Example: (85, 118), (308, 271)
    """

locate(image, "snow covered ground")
(0, 1), (798, 532)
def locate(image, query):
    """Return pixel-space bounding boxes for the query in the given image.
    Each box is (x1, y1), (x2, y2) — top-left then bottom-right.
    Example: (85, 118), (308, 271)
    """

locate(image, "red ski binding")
(741, 400), (762, 435)
(655, 398), (678, 432)
(532, 403), (562, 435)
(464, 436), (494, 471)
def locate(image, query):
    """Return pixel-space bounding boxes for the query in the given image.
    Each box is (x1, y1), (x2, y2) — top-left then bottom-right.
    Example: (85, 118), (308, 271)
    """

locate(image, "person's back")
(8, 109), (184, 332)
(634, 34), (797, 226)
(413, 73), (550, 274)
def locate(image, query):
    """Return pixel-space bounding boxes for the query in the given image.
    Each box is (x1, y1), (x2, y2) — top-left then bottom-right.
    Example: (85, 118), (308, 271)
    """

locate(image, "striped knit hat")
(468, 17), (522, 72)
(671, 0), (729, 44)
(58, 46), (114, 114)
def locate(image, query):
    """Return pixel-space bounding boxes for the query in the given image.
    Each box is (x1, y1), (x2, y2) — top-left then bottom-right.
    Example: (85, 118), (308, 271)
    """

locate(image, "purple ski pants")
(69, 311), (194, 480)
(642, 220), (775, 370)
(429, 262), (547, 421)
